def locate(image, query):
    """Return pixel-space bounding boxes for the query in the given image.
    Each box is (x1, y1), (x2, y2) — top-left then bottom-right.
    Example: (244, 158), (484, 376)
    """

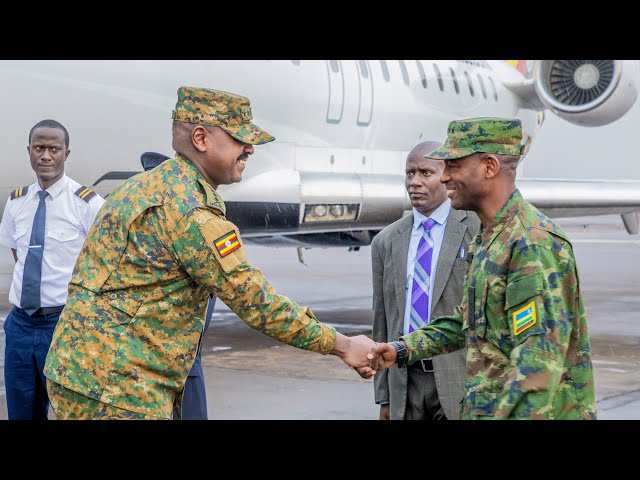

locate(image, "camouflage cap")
(171, 86), (275, 145)
(425, 117), (525, 160)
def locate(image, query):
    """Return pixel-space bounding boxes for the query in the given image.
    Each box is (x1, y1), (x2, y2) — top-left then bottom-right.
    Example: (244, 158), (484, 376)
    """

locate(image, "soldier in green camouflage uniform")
(44, 87), (376, 420)
(366, 117), (596, 419)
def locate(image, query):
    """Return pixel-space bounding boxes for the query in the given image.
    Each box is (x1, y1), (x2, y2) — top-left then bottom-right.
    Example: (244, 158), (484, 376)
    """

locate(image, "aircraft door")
(356, 60), (373, 126)
(326, 60), (344, 124)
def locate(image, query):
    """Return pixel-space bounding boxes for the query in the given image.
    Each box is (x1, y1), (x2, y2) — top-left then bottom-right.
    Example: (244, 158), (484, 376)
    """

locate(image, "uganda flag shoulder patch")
(513, 300), (536, 335)
(215, 230), (240, 257)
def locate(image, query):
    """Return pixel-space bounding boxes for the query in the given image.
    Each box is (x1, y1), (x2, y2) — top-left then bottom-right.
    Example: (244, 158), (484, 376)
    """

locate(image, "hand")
(379, 404), (390, 420)
(353, 365), (376, 379)
(332, 333), (377, 369)
(368, 342), (400, 371)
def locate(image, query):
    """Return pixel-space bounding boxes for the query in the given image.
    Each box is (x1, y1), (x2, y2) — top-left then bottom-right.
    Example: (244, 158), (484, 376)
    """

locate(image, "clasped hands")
(335, 334), (403, 379)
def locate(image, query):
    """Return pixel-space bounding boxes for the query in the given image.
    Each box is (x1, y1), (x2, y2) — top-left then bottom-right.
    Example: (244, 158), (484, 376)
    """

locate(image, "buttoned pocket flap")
(505, 272), (543, 311)
(48, 228), (80, 242)
(13, 228), (27, 241)
(108, 292), (144, 318)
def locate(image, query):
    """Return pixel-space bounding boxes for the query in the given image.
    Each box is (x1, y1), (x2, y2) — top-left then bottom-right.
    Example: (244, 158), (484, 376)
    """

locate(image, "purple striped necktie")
(409, 217), (437, 333)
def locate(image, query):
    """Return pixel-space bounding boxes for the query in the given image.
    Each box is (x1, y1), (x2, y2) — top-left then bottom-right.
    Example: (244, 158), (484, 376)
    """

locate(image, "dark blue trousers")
(174, 296), (216, 420)
(3, 306), (60, 420)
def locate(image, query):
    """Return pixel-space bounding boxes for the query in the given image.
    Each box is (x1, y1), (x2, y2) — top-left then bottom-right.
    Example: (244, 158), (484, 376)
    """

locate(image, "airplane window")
(488, 76), (498, 101)
(433, 63), (444, 91)
(329, 60), (340, 73)
(464, 71), (474, 97)
(291, 60), (301, 66)
(449, 68), (460, 94)
(398, 60), (410, 85)
(358, 60), (369, 79)
(379, 60), (390, 82)
(416, 60), (427, 88)
(477, 74), (487, 99)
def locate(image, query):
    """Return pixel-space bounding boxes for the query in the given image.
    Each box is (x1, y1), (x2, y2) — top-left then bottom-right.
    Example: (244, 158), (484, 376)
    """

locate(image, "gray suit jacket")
(372, 208), (480, 420)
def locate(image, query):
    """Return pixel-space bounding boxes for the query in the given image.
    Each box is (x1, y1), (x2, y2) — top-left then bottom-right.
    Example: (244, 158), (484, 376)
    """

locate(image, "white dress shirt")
(0, 174), (104, 308)
(403, 198), (451, 335)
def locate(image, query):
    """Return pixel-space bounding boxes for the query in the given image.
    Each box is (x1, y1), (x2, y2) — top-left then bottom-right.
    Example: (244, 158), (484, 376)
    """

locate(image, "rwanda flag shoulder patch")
(513, 300), (536, 335)
(214, 230), (240, 257)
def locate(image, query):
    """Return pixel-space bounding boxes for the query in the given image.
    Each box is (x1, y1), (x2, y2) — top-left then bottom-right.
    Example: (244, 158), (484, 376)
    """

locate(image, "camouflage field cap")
(425, 117), (525, 160)
(171, 86), (275, 145)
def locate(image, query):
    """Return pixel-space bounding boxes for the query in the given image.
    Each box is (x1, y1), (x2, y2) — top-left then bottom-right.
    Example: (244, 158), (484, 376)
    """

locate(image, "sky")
(523, 99), (640, 180)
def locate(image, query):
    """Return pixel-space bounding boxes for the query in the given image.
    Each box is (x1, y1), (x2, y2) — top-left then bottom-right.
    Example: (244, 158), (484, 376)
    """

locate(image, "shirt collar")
(34, 174), (68, 200)
(174, 153), (226, 215)
(412, 198), (451, 230)
(480, 188), (524, 246)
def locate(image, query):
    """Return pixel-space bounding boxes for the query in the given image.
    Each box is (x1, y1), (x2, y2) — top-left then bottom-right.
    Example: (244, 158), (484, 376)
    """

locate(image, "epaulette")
(75, 186), (97, 202)
(10, 185), (29, 200)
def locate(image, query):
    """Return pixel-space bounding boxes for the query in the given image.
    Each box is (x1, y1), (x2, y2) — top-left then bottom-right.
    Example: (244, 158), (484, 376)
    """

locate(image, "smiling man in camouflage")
(366, 117), (596, 420)
(44, 86), (376, 420)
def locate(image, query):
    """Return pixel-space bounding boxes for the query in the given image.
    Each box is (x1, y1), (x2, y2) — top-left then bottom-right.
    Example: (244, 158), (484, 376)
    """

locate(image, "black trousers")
(405, 363), (447, 420)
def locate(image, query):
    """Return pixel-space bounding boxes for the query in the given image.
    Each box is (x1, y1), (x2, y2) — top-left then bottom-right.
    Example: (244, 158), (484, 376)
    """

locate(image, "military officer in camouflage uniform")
(366, 117), (596, 420)
(44, 86), (376, 420)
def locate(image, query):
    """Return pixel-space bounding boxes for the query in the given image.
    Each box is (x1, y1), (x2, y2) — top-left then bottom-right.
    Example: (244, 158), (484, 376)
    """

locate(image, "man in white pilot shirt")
(0, 119), (104, 420)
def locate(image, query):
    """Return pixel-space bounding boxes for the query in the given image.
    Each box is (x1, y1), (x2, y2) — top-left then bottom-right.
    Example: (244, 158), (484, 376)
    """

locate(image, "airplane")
(1, 59), (639, 262)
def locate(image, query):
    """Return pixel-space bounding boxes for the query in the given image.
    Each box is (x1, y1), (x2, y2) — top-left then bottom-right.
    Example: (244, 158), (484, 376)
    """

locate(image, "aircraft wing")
(230, 173), (640, 249)
(518, 178), (640, 234)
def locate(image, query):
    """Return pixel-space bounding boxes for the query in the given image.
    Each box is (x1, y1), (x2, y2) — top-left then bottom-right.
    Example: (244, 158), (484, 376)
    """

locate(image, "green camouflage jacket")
(44, 154), (336, 419)
(401, 189), (596, 419)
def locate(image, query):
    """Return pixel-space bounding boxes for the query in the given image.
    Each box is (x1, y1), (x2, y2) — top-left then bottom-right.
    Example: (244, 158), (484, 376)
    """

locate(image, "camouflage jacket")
(44, 155), (336, 419)
(401, 190), (596, 419)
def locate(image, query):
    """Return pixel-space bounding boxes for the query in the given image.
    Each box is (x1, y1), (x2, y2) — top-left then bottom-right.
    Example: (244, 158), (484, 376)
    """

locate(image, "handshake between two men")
(334, 334), (398, 379)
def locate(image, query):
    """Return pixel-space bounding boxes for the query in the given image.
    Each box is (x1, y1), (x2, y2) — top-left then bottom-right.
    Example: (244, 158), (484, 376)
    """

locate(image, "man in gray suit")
(372, 140), (480, 420)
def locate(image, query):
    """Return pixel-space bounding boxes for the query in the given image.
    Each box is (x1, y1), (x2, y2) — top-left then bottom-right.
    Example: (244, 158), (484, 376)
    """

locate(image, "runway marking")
(211, 346), (232, 352)
(597, 389), (640, 410)
(592, 359), (623, 366)
(602, 368), (629, 373)
(572, 239), (640, 245)
(326, 322), (371, 330)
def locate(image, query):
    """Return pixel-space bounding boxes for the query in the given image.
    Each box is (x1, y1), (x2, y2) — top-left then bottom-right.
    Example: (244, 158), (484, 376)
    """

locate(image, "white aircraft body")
(1, 59), (639, 252)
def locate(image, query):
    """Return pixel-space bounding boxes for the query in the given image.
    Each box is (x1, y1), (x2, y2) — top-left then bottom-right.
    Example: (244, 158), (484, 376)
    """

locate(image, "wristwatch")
(389, 341), (408, 368)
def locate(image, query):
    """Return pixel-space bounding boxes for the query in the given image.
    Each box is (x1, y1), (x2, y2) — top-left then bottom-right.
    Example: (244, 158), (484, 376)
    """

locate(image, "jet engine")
(534, 60), (638, 126)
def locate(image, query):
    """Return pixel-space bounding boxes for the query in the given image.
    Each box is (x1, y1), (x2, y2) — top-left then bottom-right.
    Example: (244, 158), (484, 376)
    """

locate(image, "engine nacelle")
(534, 60), (638, 126)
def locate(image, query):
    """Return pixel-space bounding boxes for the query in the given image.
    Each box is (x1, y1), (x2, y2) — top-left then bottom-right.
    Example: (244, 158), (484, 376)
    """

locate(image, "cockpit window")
(416, 61), (427, 88)
(449, 67), (460, 94)
(379, 60), (390, 82)
(488, 76), (498, 101)
(477, 74), (487, 98)
(358, 60), (369, 79)
(433, 63), (444, 91)
(464, 71), (474, 97)
(398, 61), (410, 85)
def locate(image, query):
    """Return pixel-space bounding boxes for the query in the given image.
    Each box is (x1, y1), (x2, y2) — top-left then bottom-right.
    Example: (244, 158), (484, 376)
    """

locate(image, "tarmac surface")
(0, 214), (639, 420)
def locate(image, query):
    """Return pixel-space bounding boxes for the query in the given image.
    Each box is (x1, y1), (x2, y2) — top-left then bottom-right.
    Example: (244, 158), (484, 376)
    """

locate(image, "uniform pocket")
(471, 280), (489, 338)
(95, 291), (144, 325)
(47, 228), (80, 243)
(12, 228), (27, 241)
